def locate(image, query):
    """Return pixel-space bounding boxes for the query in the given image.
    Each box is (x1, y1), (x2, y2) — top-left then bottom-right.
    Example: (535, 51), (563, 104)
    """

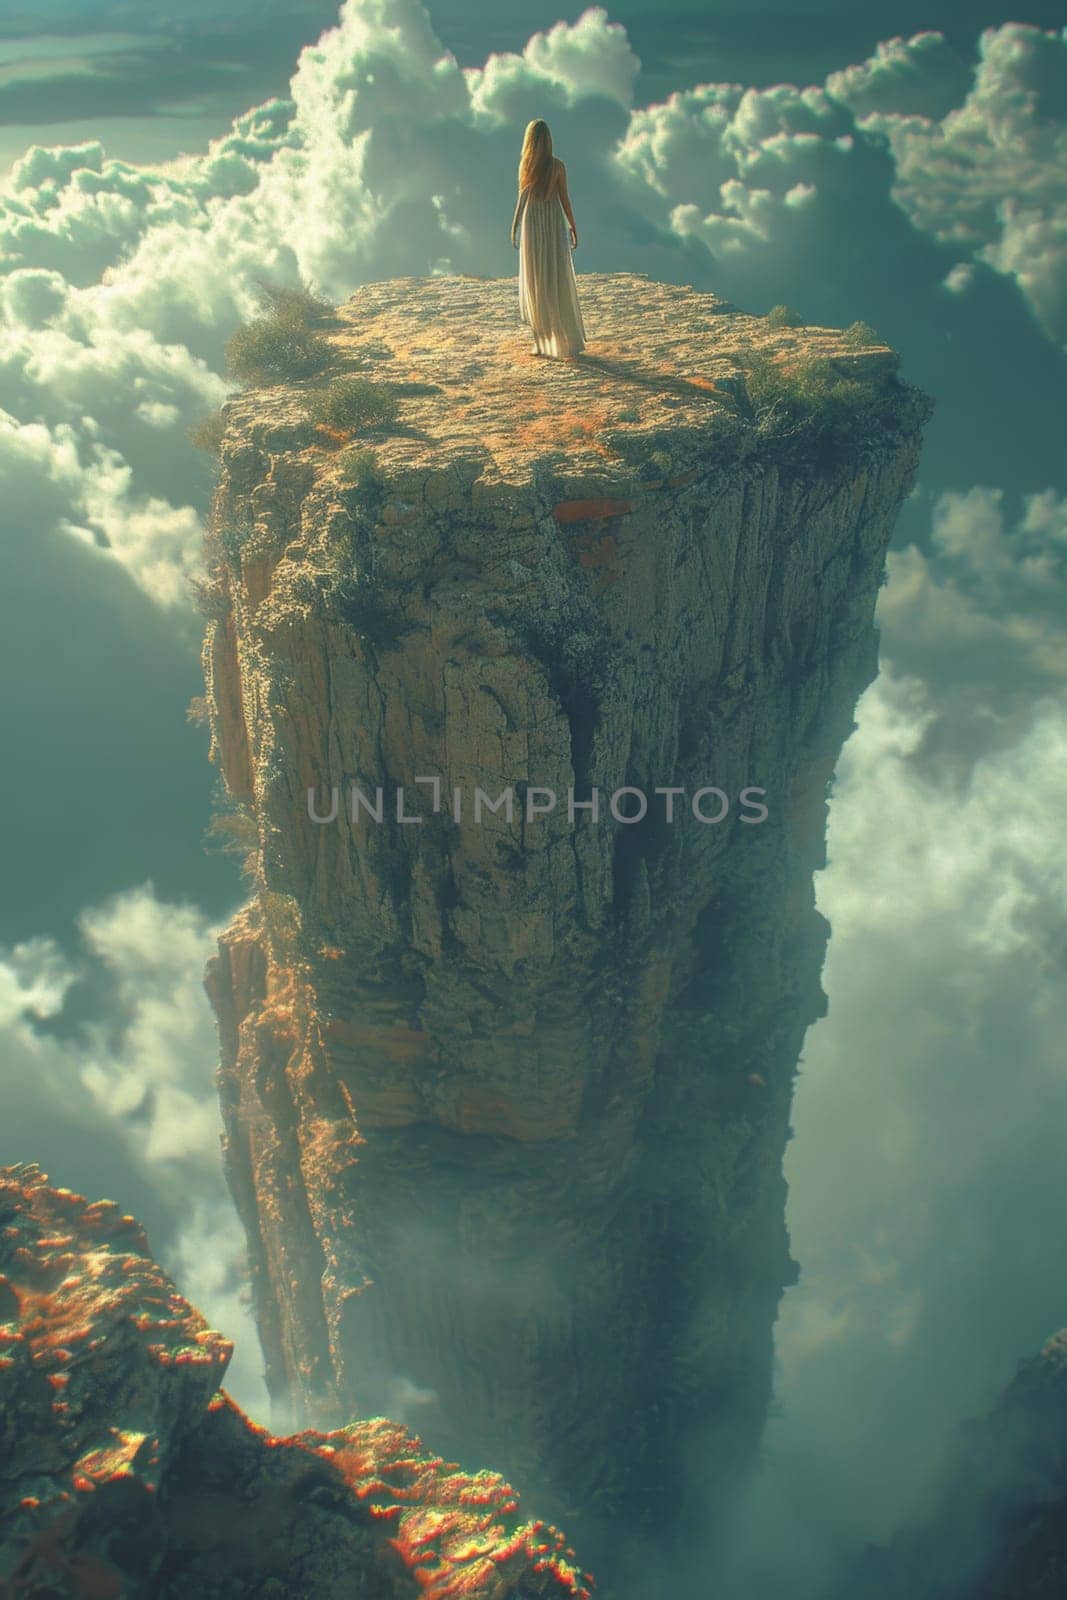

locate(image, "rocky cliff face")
(0, 1163), (591, 1599)
(200, 272), (932, 1580)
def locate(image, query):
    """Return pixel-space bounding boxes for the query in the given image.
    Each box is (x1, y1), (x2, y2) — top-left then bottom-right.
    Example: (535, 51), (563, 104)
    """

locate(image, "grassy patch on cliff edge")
(187, 409), (227, 456)
(203, 794), (259, 882)
(226, 277), (335, 386)
(765, 303), (805, 329)
(303, 376), (399, 433)
(734, 341), (905, 463)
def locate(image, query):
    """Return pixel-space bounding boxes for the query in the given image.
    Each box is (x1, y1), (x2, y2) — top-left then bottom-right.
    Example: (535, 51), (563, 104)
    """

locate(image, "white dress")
(515, 182), (586, 358)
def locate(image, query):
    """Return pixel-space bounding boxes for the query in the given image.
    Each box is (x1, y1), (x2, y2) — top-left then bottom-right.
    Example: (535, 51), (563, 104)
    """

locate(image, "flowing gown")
(516, 183), (586, 358)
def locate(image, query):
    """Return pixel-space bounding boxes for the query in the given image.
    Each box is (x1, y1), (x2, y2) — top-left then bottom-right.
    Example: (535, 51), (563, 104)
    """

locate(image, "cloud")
(74, 886), (227, 1167)
(612, 72), (922, 324)
(875, 487), (1067, 773)
(8, 5), (1062, 612)
(942, 260), (974, 294)
(858, 25), (1067, 343)
(0, 41), (180, 127)
(0, 3), (657, 605)
(825, 32), (971, 120)
(614, 77), (858, 243)
(0, 884), (268, 1417)
(611, 23), (1067, 353)
(468, 5), (640, 116)
(747, 672), (1067, 1592)
(0, 7), (346, 131)
(713, 482), (1067, 1598)
(0, 933), (79, 1029)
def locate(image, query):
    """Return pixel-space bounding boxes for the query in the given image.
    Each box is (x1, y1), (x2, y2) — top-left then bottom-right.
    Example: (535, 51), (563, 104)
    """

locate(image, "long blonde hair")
(518, 119), (557, 200)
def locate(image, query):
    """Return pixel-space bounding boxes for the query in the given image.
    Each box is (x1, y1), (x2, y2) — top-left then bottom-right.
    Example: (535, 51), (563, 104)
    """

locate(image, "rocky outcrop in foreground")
(0, 1164), (590, 1598)
(200, 272), (932, 1576)
(848, 1330), (1067, 1600)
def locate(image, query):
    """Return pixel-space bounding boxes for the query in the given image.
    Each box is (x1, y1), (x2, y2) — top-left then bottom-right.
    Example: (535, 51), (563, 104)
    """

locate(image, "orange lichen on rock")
(326, 1016), (437, 1065)
(515, 405), (615, 460)
(552, 497), (634, 524)
(0, 1164), (591, 1599)
(303, 1418), (593, 1599)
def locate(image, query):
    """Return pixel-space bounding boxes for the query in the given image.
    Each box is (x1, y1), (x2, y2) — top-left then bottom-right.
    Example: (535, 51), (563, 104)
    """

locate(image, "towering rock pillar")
(201, 273), (931, 1575)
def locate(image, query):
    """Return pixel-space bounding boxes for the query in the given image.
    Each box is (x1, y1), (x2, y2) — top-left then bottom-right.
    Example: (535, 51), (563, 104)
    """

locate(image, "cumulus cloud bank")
(853, 25), (1067, 345)
(2, 3), (1065, 606)
(617, 22), (1067, 346)
(711, 480), (1067, 1597)
(0, 884), (266, 1415)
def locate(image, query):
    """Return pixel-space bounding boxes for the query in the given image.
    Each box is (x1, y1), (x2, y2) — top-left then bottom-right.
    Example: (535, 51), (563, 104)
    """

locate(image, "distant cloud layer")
(0, 885), (266, 1415)
(1, 3), (1064, 604)
(824, 30), (973, 119)
(855, 25), (1067, 346)
(620, 22), (1067, 342)
(878, 488), (1067, 766)
(715, 487), (1067, 1597)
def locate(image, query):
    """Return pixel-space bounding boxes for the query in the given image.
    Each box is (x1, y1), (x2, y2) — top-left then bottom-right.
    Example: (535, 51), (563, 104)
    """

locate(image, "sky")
(0, 2), (1065, 1593)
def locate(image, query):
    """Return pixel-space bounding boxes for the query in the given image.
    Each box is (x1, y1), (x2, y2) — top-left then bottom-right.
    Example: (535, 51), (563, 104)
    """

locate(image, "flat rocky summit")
(223, 271), (901, 489)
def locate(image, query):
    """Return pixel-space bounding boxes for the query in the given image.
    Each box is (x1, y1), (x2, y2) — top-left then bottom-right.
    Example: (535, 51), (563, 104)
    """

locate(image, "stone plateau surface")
(199, 272), (932, 1579)
(0, 1163), (591, 1599)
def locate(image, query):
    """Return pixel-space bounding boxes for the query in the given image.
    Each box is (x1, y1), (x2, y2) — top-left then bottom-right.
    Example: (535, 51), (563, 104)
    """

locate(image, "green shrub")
(226, 311), (332, 386)
(250, 276), (333, 326)
(637, 446), (674, 483)
(304, 376), (399, 433)
(186, 567), (230, 619)
(743, 352), (863, 414)
(204, 805), (259, 856)
(766, 303), (804, 329)
(844, 319), (880, 348)
(203, 803), (259, 881)
(337, 445), (384, 490)
(223, 276), (335, 388)
(519, 604), (615, 707)
(734, 350), (888, 458)
(187, 410), (226, 455)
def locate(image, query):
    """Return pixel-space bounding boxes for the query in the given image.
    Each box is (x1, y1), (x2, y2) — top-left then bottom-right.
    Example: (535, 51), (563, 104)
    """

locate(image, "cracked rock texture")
(0, 1163), (591, 1599)
(199, 272), (932, 1580)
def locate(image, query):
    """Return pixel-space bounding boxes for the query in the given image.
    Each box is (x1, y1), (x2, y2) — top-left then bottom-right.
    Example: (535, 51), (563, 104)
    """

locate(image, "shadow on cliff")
(570, 351), (731, 407)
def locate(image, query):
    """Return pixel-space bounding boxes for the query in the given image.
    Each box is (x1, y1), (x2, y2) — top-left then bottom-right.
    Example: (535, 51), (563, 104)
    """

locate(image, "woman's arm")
(557, 160), (578, 247)
(510, 187), (527, 247)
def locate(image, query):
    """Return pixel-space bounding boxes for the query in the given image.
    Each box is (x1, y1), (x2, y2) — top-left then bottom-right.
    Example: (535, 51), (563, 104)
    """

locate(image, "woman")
(510, 119), (586, 359)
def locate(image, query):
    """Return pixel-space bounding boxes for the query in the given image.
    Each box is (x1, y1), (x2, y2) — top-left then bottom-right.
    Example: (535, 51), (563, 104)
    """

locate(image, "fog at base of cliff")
(707, 655), (1067, 1596)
